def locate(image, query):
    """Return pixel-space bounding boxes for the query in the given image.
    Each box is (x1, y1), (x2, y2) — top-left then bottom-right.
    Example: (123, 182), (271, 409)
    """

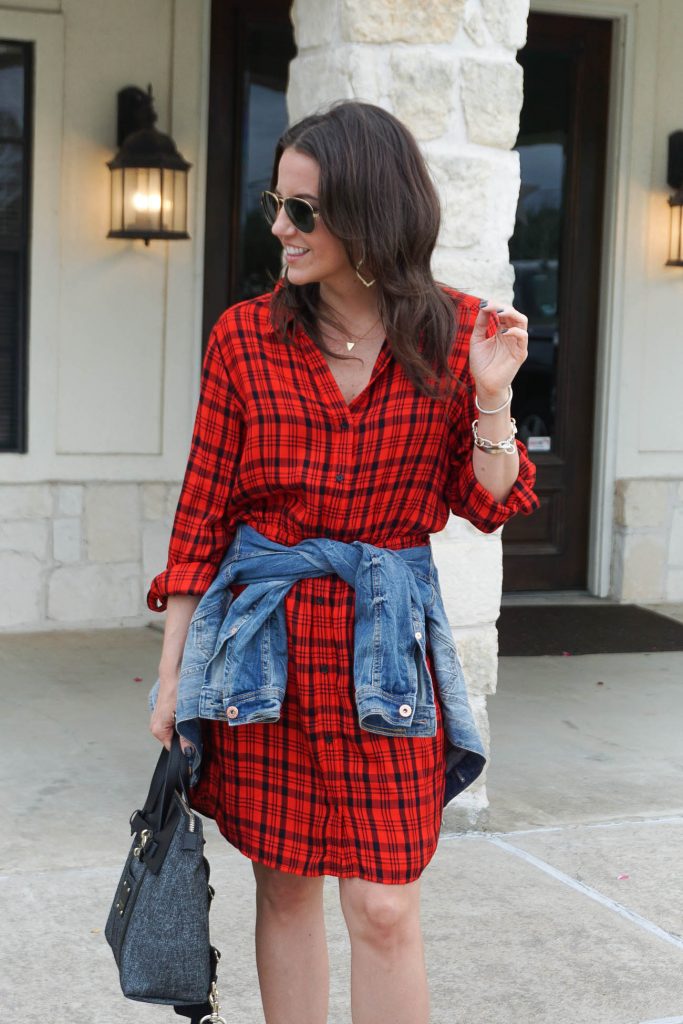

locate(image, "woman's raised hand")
(468, 300), (529, 398)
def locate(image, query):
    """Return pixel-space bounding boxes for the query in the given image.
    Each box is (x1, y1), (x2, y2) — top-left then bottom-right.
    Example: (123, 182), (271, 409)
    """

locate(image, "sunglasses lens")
(286, 198), (316, 233)
(261, 191), (279, 225)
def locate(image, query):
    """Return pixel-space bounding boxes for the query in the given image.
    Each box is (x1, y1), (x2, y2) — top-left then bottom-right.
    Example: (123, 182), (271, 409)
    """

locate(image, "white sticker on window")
(527, 436), (551, 452)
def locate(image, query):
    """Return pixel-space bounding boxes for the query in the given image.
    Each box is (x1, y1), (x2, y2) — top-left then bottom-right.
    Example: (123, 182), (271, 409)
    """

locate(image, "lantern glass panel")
(173, 169), (187, 234)
(160, 168), (173, 233)
(109, 167), (124, 232)
(668, 200), (682, 266)
(122, 167), (162, 233)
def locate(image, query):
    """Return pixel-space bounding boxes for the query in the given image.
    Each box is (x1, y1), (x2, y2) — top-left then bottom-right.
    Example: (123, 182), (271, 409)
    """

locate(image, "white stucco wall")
(0, 0), (211, 628)
(0, 0), (210, 481)
(615, 0), (683, 474)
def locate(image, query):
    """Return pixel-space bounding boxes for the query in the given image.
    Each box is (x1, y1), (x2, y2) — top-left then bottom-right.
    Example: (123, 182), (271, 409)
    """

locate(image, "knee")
(253, 862), (323, 917)
(339, 878), (419, 948)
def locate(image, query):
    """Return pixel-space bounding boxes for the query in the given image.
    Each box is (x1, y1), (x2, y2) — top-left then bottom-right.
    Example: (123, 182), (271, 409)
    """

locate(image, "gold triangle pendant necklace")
(345, 317), (382, 351)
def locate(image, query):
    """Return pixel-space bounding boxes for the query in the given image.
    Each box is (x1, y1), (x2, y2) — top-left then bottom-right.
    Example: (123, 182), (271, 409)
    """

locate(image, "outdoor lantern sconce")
(107, 85), (191, 245)
(666, 131), (683, 267)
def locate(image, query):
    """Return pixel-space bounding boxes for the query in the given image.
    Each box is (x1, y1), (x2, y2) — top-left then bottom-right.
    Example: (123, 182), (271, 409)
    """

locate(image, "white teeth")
(285, 245), (308, 255)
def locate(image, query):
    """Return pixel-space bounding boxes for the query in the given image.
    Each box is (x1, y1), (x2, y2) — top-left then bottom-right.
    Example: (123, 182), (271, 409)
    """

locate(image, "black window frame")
(0, 38), (33, 454)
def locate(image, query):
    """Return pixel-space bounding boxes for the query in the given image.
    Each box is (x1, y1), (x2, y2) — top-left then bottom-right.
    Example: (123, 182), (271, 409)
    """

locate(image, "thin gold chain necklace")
(338, 316), (382, 351)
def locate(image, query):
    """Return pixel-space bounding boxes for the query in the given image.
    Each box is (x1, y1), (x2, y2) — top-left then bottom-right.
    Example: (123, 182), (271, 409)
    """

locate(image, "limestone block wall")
(0, 482), (177, 631)
(288, 0), (530, 823)
(611, 478), (683, 602)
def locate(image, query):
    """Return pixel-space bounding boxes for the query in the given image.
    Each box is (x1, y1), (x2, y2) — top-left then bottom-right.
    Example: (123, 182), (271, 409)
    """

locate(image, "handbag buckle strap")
(199, 982), (227, 1024)
(132, 828), (154, 859)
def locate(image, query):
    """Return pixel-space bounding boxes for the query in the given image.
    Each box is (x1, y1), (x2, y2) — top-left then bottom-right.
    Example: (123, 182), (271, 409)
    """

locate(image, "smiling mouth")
(285, 245), (310, 257)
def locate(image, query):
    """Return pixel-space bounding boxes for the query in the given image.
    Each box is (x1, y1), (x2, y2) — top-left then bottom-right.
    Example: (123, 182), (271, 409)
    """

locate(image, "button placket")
(333, 411), (353, 488)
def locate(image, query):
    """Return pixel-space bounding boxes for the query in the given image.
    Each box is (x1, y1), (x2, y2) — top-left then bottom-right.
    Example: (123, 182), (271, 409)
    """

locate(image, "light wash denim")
(151, 522), (486, 805)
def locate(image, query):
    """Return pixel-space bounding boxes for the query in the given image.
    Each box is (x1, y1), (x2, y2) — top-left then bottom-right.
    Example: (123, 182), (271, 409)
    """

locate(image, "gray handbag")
(105, 736), (226, 1023)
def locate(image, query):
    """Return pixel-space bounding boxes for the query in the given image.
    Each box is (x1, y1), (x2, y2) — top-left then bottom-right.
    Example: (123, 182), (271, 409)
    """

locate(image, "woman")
(148, 101), (539, 1024)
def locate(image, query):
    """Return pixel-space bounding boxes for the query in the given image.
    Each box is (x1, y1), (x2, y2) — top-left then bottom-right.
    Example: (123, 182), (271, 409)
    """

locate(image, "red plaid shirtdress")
(147, 288), (540, 884)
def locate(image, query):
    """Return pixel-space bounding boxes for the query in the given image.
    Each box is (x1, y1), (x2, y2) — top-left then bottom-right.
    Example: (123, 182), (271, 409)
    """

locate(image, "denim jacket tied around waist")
(150, 523), (486, 806)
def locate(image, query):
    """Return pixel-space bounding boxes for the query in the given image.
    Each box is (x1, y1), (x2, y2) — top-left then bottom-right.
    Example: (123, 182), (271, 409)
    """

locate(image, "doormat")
(497, 604), (683, 656)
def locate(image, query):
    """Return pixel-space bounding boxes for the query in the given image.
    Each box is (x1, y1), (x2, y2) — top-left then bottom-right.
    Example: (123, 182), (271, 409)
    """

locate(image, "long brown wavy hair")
(269, 101), (464, 401)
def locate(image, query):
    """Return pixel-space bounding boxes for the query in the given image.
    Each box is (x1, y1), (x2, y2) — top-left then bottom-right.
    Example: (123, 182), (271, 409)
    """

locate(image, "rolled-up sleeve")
(445, 369), (541, 534)
(147, 326), (245, 611)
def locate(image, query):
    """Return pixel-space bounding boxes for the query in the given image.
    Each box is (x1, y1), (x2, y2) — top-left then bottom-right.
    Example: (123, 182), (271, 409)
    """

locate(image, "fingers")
(150, 703), (176, 749)
(479, 298), (528, 330)
(498, 325), (529, 361)
(473, 304), (500, 335)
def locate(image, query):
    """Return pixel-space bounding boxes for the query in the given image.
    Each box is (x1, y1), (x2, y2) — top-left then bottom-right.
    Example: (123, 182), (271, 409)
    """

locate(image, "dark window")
(236, 22), (294, 302)
(202, 2), (295, 346)
(0, 40), (32, 452)
(509, 47), (571, 454)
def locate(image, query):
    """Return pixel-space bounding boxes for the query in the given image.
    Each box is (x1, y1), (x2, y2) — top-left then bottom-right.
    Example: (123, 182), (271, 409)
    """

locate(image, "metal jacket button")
(414, 631), (422, 640)
(399, 704), (412, 718)
(227, 706), (239, 719)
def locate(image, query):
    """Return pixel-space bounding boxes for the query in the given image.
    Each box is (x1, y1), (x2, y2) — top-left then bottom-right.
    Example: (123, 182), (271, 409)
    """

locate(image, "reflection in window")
(0, 41), (32, 452)
(237, 24), (296, 301)
(509, 50), (571, 454)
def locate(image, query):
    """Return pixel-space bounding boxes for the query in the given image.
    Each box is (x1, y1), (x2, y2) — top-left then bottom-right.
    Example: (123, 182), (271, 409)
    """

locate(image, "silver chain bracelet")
(472, 417), (518, 455)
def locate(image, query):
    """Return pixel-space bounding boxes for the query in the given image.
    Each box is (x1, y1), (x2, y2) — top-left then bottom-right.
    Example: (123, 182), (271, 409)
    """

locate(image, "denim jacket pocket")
(428, 623), (468, 698)
(187, 593), (227, 659)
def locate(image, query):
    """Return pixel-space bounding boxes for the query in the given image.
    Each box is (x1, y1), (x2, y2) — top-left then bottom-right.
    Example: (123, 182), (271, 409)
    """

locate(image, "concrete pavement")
(1, 625), (682, 1024)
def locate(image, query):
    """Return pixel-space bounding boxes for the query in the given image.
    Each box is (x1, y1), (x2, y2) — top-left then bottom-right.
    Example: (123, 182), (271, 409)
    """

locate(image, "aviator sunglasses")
(260, 190), (320, 234)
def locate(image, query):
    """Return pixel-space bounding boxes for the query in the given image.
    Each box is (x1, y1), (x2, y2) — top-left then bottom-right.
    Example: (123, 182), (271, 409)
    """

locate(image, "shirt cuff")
(449, 441), (541, 534)
(146, 561), (221, 612)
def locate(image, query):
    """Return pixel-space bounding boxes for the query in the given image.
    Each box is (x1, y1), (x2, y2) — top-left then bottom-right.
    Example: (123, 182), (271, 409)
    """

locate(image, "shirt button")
(399, 704), (412, 718)
(340, 421), (349, 430)
(226, 706), (239, 719)
(314, 596), (325, 605)
(324, 734), (334, 744)
(414, 631), (422, 640)
(335, 473), (344, 482)
(320, 664), (328, 673)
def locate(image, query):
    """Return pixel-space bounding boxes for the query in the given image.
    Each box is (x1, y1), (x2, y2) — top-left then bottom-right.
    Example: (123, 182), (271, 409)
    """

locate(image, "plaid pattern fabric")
(147, 288), (539, 612)
(147, 287), (540, 882)
(188, 579), (447, 883)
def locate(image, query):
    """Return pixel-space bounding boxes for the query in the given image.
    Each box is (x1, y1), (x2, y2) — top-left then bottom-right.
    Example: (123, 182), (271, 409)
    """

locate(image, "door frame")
(529, 0), (659, 597)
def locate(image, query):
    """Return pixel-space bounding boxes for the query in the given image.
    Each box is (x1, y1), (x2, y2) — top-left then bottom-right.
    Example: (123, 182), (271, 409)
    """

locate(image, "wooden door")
(503, 13), (612, 592)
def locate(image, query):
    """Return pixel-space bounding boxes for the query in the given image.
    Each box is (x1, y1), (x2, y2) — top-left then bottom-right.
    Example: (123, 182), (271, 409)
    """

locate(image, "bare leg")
(252, 861), (329, 1024)
(339, 875), (429, 1024)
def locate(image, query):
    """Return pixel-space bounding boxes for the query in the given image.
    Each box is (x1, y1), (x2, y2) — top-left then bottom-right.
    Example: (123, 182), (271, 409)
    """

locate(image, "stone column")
(287, 0), (530, 826)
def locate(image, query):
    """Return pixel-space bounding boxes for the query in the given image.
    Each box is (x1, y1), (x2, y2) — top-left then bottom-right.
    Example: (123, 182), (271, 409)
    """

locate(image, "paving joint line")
(486, 835), (683, 953)
(440, 813), (683, 841)
(638, 1017), (683, 1023)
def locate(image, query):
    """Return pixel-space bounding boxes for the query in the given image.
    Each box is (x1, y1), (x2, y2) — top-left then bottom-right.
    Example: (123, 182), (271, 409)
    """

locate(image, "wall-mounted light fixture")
(666, 131), (683, 267)
(107, 85), (191, 245)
